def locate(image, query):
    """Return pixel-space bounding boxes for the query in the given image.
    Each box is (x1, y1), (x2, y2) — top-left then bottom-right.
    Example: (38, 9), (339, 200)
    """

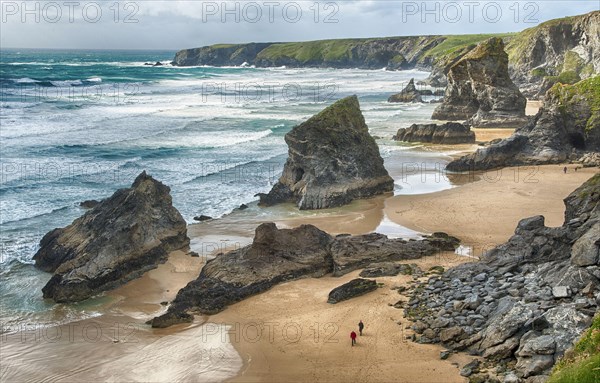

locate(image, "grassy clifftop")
(548, 314), (600, 383)
(548, 75), (600, 132)
(173, 10), (598, 87)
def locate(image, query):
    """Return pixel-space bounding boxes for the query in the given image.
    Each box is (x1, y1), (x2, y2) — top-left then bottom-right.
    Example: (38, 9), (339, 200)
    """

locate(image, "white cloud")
(0, 1), (598, 49)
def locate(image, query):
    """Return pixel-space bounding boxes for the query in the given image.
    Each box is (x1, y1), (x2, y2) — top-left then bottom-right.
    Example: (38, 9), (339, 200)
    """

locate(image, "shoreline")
(3, 110), (598, 381)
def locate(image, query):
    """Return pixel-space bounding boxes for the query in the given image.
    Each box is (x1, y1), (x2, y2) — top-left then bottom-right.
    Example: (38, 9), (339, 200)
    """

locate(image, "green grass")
(548, 75), (600, 132)
(256, 38), (370, 63)
(423, 33), (513, 59)
(548, 314), (600, 383)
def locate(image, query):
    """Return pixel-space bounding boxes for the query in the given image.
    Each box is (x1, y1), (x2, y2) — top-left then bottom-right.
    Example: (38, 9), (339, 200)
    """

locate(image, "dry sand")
(386, 165), (597, 257)
(3, 110), (597, 383)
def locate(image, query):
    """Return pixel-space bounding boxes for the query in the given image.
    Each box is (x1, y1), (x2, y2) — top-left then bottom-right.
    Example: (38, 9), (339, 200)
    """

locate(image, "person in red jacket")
(350, 331), (357, 346)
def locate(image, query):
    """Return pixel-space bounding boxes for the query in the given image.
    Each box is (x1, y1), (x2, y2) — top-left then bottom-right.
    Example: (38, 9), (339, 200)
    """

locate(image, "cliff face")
(258, 95), (394, 210)
(506, 11), (600, 95)
(431, 38), (528, 128)
(33, 172), (190, 303)
(405, 174), (600, 381)
(173, 36), (445, 70)
(447, 75), (600, 171)
(171, 11), (599, 93)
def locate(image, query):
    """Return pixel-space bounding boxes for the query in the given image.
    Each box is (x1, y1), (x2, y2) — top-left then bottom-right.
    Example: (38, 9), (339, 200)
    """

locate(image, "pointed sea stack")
(432, 37), (528, 128)
(388, 78), (423, 103)
(258, 95), (394, 209)
(34, 171), (190, 303)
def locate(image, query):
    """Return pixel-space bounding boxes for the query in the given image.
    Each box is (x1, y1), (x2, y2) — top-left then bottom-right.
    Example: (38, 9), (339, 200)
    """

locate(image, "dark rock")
(34, 171), (190, 303)
(258, 95), (394, 209)
(327, 278), (378, 304)
(393, 122), (476, 144)
(149, 311), (193, 328)
(331, 234), (458, 276)
(432, 38), (528, 128)
(154, 223), (460, 327)
(440, 326), (466, 343)
(359, 262), (422, 278)
(447, 76), (600, 172)
(79, 200), (100, 209)
(238, 203), (249, 210)
(403, 174), (600, 380)
(193, 215), (213, 222)
(440, 350), (451, 360)
(388, 79), (423, 103)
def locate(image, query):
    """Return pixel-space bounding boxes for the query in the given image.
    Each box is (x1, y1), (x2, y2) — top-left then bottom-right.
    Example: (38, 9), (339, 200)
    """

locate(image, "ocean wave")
(0, 205), (71, 225)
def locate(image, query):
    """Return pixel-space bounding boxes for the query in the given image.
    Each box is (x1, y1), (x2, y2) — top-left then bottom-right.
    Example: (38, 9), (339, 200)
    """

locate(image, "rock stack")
(432, 37), (528, 128)
(34, 171), (190, 303)
(258, 95), (394, 210)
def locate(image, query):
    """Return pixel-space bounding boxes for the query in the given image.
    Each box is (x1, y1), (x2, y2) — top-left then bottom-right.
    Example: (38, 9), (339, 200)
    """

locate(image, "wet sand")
(2, 121), (597, 383)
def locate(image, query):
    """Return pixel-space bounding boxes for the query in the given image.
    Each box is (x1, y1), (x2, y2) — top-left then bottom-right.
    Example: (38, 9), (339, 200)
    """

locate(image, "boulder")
(388, 78), (423, 103)
(446, 76), (600, 172)
(552, 286), (571, 298)
(393, 122), (476, 144)
(257, 95), (394, 209)
(193, 215), (213, 222)
(432, 37), (528, 128)
(34, 171), (190, 302)
(570, 223), (600, 266)
(327, 278), (378, 304)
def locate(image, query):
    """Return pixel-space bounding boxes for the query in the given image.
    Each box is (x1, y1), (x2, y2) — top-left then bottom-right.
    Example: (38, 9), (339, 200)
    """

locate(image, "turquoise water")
(1, 48), (445, 325)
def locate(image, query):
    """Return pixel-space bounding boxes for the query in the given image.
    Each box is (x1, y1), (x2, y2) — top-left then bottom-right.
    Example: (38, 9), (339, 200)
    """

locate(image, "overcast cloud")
(1, 1), (598, 50)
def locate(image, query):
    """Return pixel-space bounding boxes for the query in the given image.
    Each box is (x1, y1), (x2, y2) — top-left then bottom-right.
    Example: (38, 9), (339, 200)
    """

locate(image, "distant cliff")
(505, 10), (600, 95)
(172, 34), (504, 73)
(172, 11), (599, 92)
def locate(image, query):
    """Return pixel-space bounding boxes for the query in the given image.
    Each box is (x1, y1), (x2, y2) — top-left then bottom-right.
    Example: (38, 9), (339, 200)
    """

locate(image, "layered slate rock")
(447, 76), (600, 171)
(152, 224), (460, 327)
(432, 37), (528, 128)
(405, 174), (600, 381)
(388, 78), (423, 103)
(327, 278), (378, 304)
(393, 122), (476, 144)
(34, 171), (190, 303)
(258, 95), (394, 210)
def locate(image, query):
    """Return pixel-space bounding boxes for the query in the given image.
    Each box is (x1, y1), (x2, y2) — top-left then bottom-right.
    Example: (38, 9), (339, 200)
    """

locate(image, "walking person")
(358, 320), (364, 336)
(564, 166), (568, 174)
(350, 331), (357, 346)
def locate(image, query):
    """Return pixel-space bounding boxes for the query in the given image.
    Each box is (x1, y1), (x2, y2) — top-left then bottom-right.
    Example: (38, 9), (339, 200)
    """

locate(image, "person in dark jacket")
(358, 320), (364, 336)
(350, 331), (357, 346)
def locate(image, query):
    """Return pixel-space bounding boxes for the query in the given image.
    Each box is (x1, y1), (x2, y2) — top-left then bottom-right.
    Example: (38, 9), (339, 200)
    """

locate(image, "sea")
(0, 48), (453, 327)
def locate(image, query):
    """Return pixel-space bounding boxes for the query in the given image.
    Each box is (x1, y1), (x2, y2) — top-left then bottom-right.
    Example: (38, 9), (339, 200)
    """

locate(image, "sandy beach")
(2, 122), (597, 382)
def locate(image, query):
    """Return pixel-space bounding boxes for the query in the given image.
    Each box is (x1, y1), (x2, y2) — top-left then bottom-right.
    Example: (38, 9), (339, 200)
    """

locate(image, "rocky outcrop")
(359, 262), (422, 278)
(34, 171), (190, 303)
(405, 174), (600, 381)
(432, 37), (529, 128)
(172, 42), (273, 67)
(327, 278), (378, 304)
(173, 37), (446, 70)
(507, 11), (600, 97)
(393, 122), (475, 144)
(388, 79), (423, 103)
(447, 76), (600, 171)
(151, 223), (460, 327)
(257, 95), (394, 210)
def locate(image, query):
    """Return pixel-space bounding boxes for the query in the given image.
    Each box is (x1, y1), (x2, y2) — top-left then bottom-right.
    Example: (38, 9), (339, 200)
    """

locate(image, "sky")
(0, 1), (599, 50)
